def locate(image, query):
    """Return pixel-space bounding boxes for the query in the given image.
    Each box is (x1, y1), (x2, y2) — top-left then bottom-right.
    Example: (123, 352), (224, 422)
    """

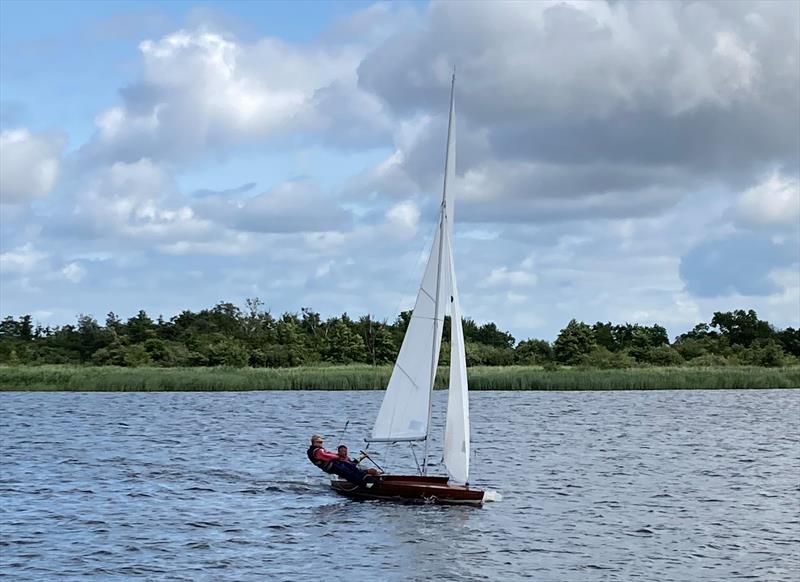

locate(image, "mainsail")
(370, 222), (447, 441)
(370, 72), (469, 483)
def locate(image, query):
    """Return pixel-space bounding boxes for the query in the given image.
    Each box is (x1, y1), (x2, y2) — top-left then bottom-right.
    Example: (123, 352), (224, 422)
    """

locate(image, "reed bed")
(0, 364), (798, 391)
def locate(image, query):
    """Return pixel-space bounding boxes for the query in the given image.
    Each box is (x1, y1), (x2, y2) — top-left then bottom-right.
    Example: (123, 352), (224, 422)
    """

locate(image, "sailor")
(338, 445), (381, 476)
(307, 435), (377, 486)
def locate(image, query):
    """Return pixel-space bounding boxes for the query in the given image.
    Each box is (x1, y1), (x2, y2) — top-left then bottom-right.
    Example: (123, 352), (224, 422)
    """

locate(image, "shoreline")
(1, 364), (798, 391)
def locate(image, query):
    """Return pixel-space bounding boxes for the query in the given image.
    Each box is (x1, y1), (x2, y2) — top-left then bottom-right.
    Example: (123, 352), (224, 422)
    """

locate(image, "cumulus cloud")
(480, 266), (537, 288)
(0, 129), (65, 204)
(192, 179), (351, 234)
(0, 243), (48, 273)
(735, 171), (800, 229)
(352, 0), (799, 222)
(61, 262), (87, 283)
(61, 158), (214, 243)
(78, 27), (389, 165)
(385, 200), (420, 237)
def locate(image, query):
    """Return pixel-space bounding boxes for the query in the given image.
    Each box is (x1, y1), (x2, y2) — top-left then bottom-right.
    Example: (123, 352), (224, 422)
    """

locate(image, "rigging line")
(409, 443), (422, 475)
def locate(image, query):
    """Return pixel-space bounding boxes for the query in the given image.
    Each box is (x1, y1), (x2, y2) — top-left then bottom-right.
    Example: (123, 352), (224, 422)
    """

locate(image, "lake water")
(1, 390), (798, 581)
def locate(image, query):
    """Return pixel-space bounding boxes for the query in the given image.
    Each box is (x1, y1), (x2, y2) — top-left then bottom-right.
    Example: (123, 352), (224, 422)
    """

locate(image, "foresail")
(371, 222), (447, 442)
(443, 236), (470, 483)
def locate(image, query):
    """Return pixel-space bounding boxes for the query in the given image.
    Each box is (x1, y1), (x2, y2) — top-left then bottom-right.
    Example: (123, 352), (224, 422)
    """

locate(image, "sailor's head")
(310, 434), (324, 446)
(337, 445), (348, 457)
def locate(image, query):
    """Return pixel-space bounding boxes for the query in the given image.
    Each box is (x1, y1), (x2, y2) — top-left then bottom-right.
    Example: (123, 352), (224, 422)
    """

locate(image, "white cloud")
(71, 158), (214, 242)
(81, 27), (387, 163)
(0, 129), (65, 204)
(385, 200), (420, 236)
(0, 243), (48, 273)
(481, 266), (537, 288)
(736, 171), (800, 228)
(61, 262), (87, 283)
(194, 179), (351, 234)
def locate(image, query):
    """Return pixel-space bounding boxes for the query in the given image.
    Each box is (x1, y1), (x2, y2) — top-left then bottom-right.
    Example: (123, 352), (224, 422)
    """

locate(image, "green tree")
(325, 319), (367, 364)
(592, 322), (616, 351)
(76, 315), (113, 362)
(579, 346), (636, 369)
(476, 322), (515, 349)
(710, 309), (774, 347)
(126, 310), (156, 344)
(554, 319), (597, 365)
(515, 339), (553, 364)
(639, 345), (684, 366)
(776, 327), (800, 357)
(739, 339), (787, 367)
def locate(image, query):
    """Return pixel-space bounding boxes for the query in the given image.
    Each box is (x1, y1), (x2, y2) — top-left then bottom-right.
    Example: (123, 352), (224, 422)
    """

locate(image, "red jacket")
(313, 448), (339, 463)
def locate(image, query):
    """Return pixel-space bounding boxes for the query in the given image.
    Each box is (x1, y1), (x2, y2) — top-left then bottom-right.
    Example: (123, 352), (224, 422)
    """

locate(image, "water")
(1, 390), (798, 581)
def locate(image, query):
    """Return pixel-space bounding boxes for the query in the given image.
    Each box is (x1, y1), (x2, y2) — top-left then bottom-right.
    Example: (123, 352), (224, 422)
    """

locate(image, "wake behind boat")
(325, 73), (489, 507)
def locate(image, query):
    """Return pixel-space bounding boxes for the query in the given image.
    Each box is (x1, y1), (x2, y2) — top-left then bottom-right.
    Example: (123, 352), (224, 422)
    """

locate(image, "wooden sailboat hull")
(330, 475), (485, 506)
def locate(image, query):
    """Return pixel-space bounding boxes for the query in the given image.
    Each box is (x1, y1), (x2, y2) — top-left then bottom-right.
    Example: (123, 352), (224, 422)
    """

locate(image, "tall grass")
(1, 364), (798, 391)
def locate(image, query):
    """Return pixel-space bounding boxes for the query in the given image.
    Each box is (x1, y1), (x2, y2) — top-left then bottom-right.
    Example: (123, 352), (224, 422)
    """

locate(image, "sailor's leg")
(330, 461), (366, 486)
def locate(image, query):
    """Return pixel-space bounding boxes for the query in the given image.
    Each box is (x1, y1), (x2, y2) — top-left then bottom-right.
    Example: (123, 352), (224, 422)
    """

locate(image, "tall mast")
(422, 71), (456, 475)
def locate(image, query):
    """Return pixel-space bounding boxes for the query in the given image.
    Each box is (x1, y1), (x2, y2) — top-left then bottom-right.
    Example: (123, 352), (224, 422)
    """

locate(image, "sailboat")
(330, 73), (485, 506)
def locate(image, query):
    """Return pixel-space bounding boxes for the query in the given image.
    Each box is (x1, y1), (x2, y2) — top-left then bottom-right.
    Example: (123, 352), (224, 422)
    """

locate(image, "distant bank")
(0, 364), (798, 391)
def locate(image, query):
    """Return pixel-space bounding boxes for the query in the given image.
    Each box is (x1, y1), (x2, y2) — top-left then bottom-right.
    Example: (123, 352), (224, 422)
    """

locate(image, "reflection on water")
(1, 389), (798, 580)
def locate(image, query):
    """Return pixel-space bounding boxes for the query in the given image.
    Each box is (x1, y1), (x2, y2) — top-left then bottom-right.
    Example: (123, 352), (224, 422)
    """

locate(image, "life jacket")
(307, 445), (334, 473)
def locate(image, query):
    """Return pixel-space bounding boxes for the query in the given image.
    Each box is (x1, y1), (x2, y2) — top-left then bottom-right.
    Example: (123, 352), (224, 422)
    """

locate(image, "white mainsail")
(370, 222), (447, 441)
(371, 72), (469, 482)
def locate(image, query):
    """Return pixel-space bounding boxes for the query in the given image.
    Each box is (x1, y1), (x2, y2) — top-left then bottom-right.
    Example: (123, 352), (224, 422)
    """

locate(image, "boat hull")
(330, 475), (484, 506)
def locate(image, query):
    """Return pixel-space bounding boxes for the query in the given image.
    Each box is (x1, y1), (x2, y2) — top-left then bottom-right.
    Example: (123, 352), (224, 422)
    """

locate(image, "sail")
(370, 72), (459, 449)
(443, 227), (469, 483)
(370, 219), (447, 441)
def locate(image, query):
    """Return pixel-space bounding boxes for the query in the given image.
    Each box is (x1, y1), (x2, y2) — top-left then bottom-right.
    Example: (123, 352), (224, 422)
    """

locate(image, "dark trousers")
(329, 460), (367, 485)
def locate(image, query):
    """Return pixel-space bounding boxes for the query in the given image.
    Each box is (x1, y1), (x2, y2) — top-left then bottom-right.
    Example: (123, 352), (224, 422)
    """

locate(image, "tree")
(579, 347), (636, 369)
(18, 315), (33, 341)
(554, 320), (596, 365)
(476, 322), (515, 349)
(592, 322), (616, 351)
(276, 316), (308, 366)
(76, 314), (113, 362)
(739, 339), (787, 367)
(515, 339), (553, 364)
(325, 319), (367, 364)
(710, 309), (774, 347)
(126, 310), (156, 344)
(776, 327), (800, 357)
(639, 345), (684, 366)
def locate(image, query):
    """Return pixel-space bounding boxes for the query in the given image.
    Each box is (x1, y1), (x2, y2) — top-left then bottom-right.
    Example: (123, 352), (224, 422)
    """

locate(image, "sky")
(1, 0), (798, 342)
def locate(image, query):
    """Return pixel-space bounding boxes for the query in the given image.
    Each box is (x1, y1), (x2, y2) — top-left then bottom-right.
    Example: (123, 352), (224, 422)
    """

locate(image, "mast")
(422, 71), (456, 475)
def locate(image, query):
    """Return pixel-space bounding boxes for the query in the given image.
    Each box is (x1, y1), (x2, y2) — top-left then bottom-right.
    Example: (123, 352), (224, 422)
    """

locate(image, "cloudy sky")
(1, 0), (798, 342)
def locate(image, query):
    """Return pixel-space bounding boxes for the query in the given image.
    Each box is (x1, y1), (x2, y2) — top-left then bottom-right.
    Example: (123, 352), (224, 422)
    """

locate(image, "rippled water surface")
(2, 390), (798, 581)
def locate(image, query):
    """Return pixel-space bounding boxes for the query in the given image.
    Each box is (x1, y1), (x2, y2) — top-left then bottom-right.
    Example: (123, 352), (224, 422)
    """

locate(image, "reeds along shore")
(1, 364), (798, 391)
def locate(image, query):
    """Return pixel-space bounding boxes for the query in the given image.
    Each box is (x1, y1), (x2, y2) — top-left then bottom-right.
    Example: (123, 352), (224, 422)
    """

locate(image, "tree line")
(0, 302), (797, 368)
